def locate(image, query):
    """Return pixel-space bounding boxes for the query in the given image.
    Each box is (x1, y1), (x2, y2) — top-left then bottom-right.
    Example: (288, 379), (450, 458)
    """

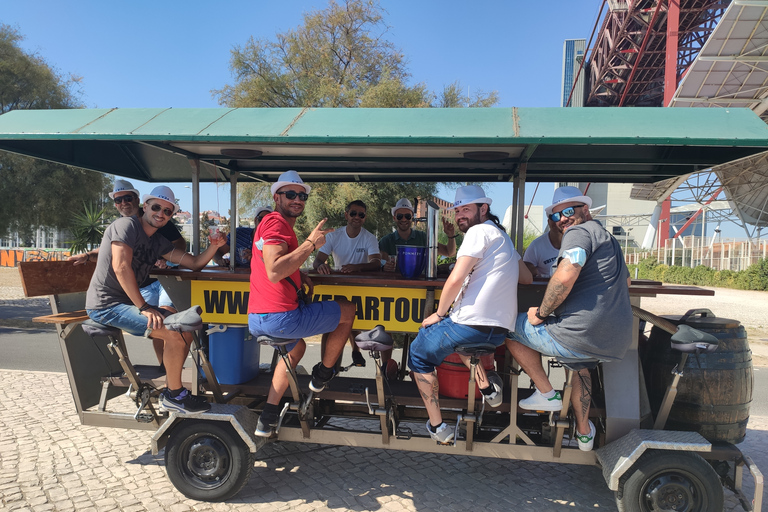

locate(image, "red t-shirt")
(248, 212), (302, 314)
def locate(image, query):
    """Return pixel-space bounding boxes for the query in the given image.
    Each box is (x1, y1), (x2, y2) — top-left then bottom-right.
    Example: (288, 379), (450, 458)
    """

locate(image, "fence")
(626, 237), (768, 272)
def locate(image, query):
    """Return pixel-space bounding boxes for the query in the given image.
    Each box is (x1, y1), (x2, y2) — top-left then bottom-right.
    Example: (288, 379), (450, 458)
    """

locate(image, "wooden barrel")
(644, 309), (753, 444)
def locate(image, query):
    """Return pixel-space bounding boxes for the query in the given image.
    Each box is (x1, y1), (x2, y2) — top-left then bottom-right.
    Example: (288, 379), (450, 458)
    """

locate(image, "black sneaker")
(159, 388), (210, 414)
(309, 362), (336, 392)
(255, 410), (278, 437)
(351, 350), (366, 367)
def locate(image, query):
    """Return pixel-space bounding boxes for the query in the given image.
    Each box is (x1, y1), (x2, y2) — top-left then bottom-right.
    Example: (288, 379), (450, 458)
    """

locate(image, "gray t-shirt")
(86, 216), (174, 311)
(545, 220), (632, 360)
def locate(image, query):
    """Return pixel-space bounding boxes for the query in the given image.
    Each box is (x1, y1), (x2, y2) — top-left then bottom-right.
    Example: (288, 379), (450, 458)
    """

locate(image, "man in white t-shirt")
(523, 189), (575, 277)
(313, 200), (381, 366)
(408, 186), (533, 444)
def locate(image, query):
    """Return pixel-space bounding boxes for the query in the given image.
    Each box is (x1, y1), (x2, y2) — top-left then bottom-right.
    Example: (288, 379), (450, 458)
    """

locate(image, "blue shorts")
(508, 313), (591, 359)
(408, 317), (505, 374)
(140, 280), (174, 309)
(86, 303), (169, 338)
(248, 301), (342, 353)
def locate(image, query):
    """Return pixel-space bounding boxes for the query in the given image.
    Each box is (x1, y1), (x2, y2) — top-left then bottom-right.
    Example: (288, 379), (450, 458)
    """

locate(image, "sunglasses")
(113, 195), (135, 205)
(549, 204), (583, 222)
(396, 213), (412, 221)
(149, 203), (174, 217)
(348, 210), (366, 218)
(277, 190), (309, 201)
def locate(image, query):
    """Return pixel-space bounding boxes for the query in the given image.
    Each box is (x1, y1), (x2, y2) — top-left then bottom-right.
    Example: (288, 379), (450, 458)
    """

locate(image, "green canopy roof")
(0, 106), (766, 184)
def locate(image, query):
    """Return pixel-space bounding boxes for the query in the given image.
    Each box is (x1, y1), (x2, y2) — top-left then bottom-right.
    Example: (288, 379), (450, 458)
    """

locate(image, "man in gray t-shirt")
(505, 186), (631, 452)
(86, 185), (225, 414)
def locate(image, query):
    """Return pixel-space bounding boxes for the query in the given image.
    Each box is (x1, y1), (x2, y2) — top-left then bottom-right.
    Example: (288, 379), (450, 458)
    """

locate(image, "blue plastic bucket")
(397, 246), (426, 279)
(208, 325), (260, 385)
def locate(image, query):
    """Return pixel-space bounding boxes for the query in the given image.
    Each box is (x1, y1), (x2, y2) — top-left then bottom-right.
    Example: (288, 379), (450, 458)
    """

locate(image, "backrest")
(18, 261), (96, 298)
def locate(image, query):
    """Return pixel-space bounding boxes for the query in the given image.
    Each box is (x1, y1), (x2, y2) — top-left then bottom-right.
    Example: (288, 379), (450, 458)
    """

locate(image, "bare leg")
(571, 368), (592, 435)
(457, 354), (490, 389)
(320, 300), (356, 368)
(266, 339), (307, 405)
(150, 327), (192, 390)
(413, 371), (442, 426)
(505, 338), (554, 393)
(152, 306), (177, 365)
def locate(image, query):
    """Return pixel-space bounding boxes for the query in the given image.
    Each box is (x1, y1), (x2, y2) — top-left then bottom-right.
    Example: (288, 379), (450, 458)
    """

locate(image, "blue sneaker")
(159, 388), (210, 414)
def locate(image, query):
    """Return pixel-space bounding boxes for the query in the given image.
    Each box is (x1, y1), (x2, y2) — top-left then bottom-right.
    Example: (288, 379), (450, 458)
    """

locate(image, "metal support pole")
(189, 159), (201, 254)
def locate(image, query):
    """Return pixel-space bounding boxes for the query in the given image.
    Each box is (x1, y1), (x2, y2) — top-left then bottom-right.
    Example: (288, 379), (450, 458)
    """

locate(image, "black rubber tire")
(165, 420), (254, 502)
(616, 451), (723, 512)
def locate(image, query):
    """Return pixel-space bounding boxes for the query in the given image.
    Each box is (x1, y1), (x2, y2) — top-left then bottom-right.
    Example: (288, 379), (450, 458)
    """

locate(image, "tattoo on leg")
(579, 370), (592, 419)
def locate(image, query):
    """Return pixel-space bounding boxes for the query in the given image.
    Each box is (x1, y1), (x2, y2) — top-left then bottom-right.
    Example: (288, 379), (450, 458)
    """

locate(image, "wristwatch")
(535, 308), (548, 321)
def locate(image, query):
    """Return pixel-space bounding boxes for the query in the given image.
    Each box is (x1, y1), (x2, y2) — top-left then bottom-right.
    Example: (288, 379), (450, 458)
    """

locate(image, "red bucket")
(437, 352), (495, 399)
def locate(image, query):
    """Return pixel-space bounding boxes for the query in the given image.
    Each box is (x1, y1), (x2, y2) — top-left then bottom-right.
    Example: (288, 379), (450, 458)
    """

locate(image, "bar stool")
(255, 335), (311, 438)
(354, 326), (396, 444)
(454, 342), (497, 450)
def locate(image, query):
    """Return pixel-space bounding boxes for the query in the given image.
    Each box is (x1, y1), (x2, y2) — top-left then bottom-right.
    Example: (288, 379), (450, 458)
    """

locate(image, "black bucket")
(644, 309), (753, 444)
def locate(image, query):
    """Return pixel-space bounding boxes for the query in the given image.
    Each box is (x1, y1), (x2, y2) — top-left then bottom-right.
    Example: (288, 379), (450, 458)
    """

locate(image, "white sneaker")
(426, 421), (454, 444)
(518, 389), (563, 412)
(482, 371), (504, 408)
(576, 420), (596, 451)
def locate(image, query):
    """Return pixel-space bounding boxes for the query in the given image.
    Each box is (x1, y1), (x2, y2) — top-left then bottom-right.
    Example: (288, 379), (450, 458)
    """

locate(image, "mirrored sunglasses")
(149, 203), (174, 217)
(348, 210), (366, 218)
(549, 204), (583, 222)
(113, 195), (135, 204)
(396, 213), (412, 221)
(277, 190), (309, 201)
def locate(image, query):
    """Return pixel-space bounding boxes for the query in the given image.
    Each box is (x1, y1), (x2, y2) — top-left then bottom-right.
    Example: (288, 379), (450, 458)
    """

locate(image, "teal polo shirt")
(378, 229), (428, 256)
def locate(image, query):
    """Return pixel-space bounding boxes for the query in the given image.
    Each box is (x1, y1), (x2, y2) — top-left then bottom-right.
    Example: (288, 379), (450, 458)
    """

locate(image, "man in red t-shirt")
(248, 170), (356, 437)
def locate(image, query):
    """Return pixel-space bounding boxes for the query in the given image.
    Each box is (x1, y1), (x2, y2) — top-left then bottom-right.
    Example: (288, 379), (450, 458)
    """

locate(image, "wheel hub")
(186, 437), (230, 482)
(646, 474), (696, 511)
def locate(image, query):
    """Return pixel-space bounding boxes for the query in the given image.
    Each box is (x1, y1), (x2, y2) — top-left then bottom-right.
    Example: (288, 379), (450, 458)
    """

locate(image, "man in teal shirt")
(379, 198), (457, 272)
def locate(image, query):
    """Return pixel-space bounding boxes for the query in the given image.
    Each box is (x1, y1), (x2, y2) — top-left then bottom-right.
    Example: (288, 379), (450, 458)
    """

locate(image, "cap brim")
(109, 189), (140, 199)
(545, 195), (593, 216)
(450, 198), (492, 209)
(270, 181), (312, 195)
(142, 195), (180, 214)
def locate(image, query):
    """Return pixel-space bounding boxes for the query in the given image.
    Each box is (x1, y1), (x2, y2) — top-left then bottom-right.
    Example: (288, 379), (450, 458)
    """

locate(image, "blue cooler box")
(207, 325), (260, 385)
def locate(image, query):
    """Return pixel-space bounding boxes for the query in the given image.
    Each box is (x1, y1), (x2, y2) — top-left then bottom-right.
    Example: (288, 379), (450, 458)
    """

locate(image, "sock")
(315, 363), (334, 380)
(169, 387), (185, 398)
(428, 422), (442, 433)
(262, 402), (280, 416)
(541, 389), (556, 399)
(480, 384), (495, 396)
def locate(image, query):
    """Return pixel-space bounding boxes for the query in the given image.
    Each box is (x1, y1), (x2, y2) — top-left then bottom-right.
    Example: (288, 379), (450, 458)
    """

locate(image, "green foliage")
(68, 202), (108, 254)
(627, 257), (768, 292)
(0, 24), (111, 240)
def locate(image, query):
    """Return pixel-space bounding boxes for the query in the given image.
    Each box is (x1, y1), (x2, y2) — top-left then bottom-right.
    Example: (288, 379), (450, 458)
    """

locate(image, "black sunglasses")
(277, 190), (309, 201)
(348, 210), (366, 218)
(113, 195), (135, 205)
(396, 213), (412, 221)
(549, 204), (584, 222)
(149, 203), (174, 217)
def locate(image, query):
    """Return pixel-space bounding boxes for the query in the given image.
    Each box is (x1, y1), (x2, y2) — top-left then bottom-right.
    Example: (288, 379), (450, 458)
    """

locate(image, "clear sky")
(3, 0), (604, 224)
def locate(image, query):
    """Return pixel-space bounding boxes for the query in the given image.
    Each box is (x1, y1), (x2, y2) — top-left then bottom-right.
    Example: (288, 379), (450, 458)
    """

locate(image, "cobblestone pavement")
(1, 370), (765, 512)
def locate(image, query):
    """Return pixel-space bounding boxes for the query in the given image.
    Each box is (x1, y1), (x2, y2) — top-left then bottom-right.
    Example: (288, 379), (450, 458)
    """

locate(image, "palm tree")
(68, 202), (108, 254)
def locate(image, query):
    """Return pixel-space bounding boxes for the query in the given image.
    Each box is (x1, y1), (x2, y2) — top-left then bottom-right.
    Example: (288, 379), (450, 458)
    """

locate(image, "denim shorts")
(408, 317), (505, 374)
(248, 301), (341, 353)
(87, 303), (155, 338)
(508, 312), (591, 359)
(140, 280), (174, 309)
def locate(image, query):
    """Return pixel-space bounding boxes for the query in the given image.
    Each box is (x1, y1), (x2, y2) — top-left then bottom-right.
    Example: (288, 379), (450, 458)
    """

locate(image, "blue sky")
(4, 0), (603, 219)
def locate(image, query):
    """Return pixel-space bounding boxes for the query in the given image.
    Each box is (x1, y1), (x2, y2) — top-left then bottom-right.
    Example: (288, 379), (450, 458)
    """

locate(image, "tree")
(0, 24), (111, 241)
(218, 0), (499, 237)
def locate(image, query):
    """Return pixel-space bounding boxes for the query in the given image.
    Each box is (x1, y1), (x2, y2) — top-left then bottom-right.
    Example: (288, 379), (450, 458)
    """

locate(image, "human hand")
(155, 258), (169, 269)
(340, 263), (360, 273)
(68, 253), (89, 266)
(527, 306), (544, 326)
(307, 218), (333, 250)
(443, 217), (456, 238)
(421, 312), (442, 328)
(382, 255), (397, 272)
(208, 233), (227, 248)
(316, 262), (332, 274)
(141, 307), (165, 331)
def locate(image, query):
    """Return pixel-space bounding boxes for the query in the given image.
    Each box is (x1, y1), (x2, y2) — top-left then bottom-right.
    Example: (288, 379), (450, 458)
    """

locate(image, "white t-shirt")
(523, 232), (559, 277)
(449, 220), (521, 331)
(319, 227), (379, 270)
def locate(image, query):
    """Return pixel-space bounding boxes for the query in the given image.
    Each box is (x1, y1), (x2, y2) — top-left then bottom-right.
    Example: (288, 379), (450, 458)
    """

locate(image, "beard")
(457, 208), (483, 233)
